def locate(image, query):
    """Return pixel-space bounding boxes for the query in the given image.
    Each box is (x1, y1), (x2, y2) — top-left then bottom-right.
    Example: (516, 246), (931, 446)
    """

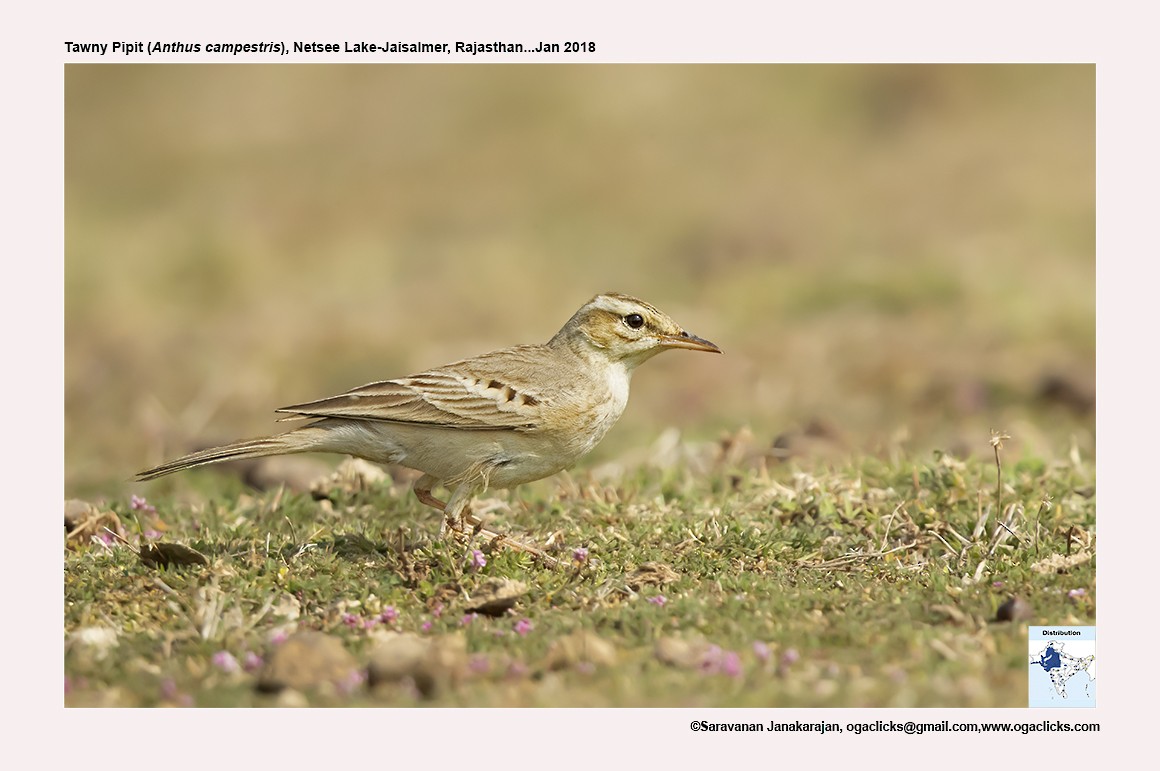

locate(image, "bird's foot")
(444, 516), (559, 569)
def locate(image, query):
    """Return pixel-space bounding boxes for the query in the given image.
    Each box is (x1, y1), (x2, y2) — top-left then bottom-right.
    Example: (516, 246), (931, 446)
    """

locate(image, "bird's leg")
(414, 475), (467, 538)
(441, 480), (477, 536)
(474, 526), (561, 569)
(412, 474), (447, 512)
(412, 474), (555, 566)
(424, 479), (558, 568)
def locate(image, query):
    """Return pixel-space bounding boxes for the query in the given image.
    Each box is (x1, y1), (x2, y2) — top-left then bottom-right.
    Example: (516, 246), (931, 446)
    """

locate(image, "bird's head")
(551, 292), (721, 368)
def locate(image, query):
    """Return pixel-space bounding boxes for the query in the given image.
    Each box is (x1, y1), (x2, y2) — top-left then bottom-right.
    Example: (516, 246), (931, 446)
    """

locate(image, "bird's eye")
(624, 313), (644, 329)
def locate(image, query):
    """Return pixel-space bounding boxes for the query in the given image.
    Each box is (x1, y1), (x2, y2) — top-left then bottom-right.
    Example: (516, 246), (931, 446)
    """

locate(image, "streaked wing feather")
(275, 361), (544, 430)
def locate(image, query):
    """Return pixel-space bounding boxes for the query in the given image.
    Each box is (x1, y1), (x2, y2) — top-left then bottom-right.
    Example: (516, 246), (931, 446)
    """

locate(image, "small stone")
(1030, 552), (1092, 574)
(310, 458), (389, 500)
(995, 596), (1032, 623)
(424, 633), (468, 690)
(654, 636), (711, 669)
(367, 632), (467, 698)
(626, 562), (679, 590)
(465, 578), (527, 617)
(257, 632), (359, 693)
(65, 499), (97, 530)
(366, 633), (429, 681)
(68, 626), (120, 662)
(138, 541), (209, 568)
(275, 689), (310, 708)
(543, 631), (617, 671)
(65, 499), (123, 547)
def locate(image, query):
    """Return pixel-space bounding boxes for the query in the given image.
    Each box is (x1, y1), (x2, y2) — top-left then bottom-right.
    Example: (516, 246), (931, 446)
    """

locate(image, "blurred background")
(65, 65), (1093, 497)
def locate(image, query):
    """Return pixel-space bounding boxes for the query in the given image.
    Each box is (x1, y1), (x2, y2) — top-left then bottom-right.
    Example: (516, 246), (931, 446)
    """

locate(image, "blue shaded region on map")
(1037, 646), (1062, 671)
(1027, 628), (1096, 708)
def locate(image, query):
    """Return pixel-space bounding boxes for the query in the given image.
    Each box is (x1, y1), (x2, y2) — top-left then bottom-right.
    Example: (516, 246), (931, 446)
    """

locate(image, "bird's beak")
(661, 331), (722, 353)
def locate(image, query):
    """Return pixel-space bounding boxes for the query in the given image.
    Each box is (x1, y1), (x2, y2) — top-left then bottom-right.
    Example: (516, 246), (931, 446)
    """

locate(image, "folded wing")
(276, 351), (548, 431)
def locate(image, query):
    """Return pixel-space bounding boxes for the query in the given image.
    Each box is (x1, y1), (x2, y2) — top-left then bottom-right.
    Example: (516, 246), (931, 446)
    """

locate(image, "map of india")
(1031, 642), (1093, 698)
(1027, 627), (1095, 707)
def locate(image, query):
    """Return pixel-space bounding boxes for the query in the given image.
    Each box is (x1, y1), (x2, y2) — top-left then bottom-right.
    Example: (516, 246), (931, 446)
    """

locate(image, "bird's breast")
(544, 361), (631, 459)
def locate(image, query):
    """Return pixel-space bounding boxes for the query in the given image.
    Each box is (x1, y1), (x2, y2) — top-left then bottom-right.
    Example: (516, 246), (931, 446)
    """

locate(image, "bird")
(137, 292), (721, 560)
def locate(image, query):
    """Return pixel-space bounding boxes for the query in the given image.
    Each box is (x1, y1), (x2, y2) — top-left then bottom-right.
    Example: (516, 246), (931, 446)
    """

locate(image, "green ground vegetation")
(65, 429), (1094, 707)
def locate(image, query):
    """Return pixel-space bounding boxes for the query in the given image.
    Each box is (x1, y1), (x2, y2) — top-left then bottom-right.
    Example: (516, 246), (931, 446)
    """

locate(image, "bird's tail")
(135, 426), (329, 481)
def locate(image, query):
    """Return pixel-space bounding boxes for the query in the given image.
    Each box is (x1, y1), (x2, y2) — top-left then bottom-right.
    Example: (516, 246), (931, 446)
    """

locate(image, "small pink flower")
(698, 646), (743, 677)
(469, 549), (487, 571)
(269, 630), (290, 646)
(242, 651), (264, 672)
(211, 651), (239, 674)
(572, 547), (589, 563)
(461, 613), (478, 626)
(421, 620), (433, 633)
(648, 595), (667, 607)
(342, 612), (362, 629)
(338, 669), (366, 696)
(1068, 588), (1087, 600)
(752, 641), (771, 663)
(700, 645), (723, 673)
(468, 654), (490, 674)
(992, 581), (1005, 588)
(380, 607), (398, 624)
(506, 661), (529, 679)
(431, 603), (444, 619)
(143, 529), (163, 540)
(781, 648), (800, 666)
(130, 495), (156, 514)
(513, 618), (533, 636)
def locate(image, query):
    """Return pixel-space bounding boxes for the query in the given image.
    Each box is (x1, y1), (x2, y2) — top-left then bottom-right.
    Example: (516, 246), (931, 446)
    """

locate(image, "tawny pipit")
(137, 293), (720, 555)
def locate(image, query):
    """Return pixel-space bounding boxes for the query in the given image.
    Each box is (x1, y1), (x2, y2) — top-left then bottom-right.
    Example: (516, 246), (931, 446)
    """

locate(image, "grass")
(65, 429), (1094, 707)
